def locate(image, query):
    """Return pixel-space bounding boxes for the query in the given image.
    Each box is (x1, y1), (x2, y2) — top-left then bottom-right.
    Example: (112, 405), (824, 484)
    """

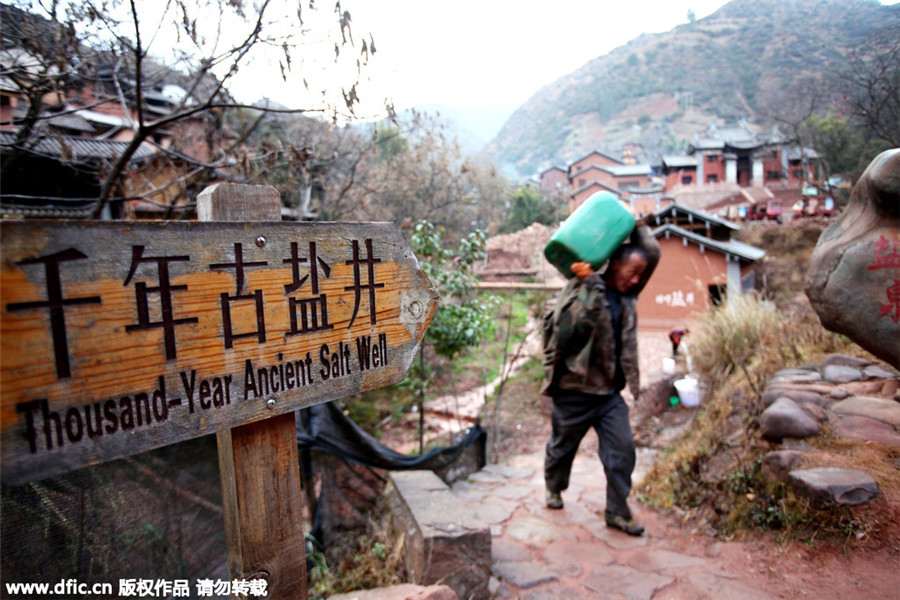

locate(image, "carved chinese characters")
(0, 221), (437, 483)
(805, 149), (900, 369)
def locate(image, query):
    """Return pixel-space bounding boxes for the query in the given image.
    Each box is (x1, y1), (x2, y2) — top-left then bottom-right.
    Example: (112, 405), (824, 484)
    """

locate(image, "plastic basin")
(674, 377), (701, 407)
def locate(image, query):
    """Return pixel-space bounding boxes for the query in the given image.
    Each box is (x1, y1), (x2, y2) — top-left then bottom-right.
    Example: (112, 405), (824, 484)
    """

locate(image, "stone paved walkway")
(452, 451), (782, 600)
(393, 332), (900, 600)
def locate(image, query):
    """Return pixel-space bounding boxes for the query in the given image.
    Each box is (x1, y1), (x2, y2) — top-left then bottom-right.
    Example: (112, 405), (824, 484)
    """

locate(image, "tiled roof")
(705, 195), (753, 211)
(11, 107), (95, 133)
(540, 165), (566, 176)
(0, 130), (159, 161)
(0, 199), (96, 219)
(662, 155), (697, 168)
(570, 149), (624, 166)
(691, 138), (725, 150)
(651, 202), (741, 231)
(570, 180), (621, 197)
(602, 164), (652, 177)
(785, 146), (821, 160)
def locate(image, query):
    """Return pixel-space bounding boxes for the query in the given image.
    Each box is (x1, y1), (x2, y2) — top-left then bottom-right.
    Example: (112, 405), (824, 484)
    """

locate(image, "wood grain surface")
(1, 218), (437, 484)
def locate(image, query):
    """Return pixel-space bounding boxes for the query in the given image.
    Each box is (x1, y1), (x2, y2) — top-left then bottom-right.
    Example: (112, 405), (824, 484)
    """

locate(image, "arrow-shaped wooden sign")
(0, 219), (438, 485)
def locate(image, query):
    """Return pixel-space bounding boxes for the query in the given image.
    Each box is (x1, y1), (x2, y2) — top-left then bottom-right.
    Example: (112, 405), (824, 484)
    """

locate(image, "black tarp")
(296, 402), (487, 552)
(296, 401), (486, 474)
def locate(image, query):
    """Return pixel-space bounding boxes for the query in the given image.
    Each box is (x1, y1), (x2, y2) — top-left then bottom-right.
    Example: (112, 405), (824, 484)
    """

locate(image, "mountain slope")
(487, 0), (900, 178)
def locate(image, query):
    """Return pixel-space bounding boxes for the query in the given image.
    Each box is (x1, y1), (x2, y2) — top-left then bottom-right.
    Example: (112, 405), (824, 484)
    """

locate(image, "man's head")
(606, 243), (648, 294)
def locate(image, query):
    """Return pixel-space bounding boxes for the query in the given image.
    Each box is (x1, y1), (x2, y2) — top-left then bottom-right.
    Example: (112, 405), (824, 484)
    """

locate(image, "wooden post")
(198, 184), (308, 600)
(1, 183), (439, 595)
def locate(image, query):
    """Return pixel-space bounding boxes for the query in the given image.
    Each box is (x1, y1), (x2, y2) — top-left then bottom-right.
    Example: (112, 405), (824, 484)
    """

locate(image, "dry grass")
(636, 290), (894, 547)
(307, 516), (406, 599)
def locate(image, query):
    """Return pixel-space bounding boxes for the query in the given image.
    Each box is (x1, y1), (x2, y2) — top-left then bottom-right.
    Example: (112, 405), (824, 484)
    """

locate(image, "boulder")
(864, 364), (899, 380)
(759, 398), (822, 441)
(770, 369), (822, 384)
(822, 354), (872, 368)
(800, 402), (829, 424)
(805, 149), (900, 369)
(788, 468), (879, 506)
(823, 364), (863, 384)
(838, 379), (893, 397)
(829, 387), (851, 400)
(833, 414), (900, 447)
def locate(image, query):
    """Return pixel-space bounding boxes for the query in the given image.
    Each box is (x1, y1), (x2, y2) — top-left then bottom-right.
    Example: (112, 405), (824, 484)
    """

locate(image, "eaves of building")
(652, 223), (766, 262)
(0, 130), (159, 162)
(650, 202), (741, 232)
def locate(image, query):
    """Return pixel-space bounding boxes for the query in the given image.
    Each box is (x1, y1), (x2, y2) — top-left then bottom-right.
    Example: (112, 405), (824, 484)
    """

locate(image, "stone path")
(450, 451), (781, 600)
(379, 330), (900, 600)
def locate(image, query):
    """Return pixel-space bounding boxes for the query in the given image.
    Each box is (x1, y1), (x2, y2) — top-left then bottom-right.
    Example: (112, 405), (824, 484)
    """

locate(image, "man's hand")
(571, 261), (594, 280)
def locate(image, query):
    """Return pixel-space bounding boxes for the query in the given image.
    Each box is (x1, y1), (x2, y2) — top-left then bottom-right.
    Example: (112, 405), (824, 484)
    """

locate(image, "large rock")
(823, 364), (863, 383)
(761, 385), (827, 408)
(759, 398), (822, 441)
(788, 468), (879, 506)
(805, 149), (900, 369)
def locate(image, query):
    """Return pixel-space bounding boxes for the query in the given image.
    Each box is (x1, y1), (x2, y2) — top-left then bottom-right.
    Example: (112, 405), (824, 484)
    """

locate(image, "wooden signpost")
(0, 184), (439, 598)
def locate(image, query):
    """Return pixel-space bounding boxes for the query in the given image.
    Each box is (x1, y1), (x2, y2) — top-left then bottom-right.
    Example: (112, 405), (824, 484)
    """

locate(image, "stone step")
(385, 470), (492, 600)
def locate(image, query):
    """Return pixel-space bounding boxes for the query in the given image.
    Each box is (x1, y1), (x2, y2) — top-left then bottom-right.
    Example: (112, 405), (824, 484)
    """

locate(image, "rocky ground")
(374, 331), (900, 600)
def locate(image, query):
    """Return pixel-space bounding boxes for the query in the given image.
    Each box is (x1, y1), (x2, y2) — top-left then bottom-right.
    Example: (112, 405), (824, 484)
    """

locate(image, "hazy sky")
(237, 0), (732, 117)
(349, 0), (732, 113)
(226, 0), (900, 121)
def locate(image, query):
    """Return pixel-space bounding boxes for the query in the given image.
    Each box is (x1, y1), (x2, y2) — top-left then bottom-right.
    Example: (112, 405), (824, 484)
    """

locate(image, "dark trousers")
(544, 389), (636, 518)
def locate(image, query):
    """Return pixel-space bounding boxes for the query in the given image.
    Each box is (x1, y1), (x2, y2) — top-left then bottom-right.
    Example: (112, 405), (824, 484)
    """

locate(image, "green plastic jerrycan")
(544, 192), (635, 278)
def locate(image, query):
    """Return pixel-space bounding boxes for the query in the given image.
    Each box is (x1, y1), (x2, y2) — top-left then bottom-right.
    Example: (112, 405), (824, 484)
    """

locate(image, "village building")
(559, 149), (666, 214)
(0, 11), (220, 221)
(637, 203), (765, 331)
(539, 165), (568, 194)
(541, 119), (823, 220)
(661, 121), (820, 204)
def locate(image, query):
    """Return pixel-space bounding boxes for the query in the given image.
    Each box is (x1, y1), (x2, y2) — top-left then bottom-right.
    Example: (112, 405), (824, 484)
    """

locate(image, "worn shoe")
(605, 512), (644, 536)
(546, 490), (564, 509)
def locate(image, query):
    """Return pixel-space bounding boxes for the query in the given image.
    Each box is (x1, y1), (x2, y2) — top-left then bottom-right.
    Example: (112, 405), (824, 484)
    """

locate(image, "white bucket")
(673, 377), (702, 407)
(662, 357), (676, 374)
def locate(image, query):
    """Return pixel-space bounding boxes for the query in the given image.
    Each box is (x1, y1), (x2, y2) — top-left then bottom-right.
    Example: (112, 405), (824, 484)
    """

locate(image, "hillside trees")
(226, 107), (509, 238)
(1, 0), (377, 217)
(758, 26), (899, 183)
(353, 111), (508, 237)
(837, 29), (900, 159)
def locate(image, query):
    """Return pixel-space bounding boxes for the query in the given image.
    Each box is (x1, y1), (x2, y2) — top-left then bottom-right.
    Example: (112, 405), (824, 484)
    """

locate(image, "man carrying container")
(541, 197), (660, 536)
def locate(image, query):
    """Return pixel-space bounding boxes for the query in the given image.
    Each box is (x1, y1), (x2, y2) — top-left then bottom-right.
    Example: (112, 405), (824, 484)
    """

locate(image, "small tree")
(409, 220), (498, 450)
(1, 0), (377, 217)
(837, 31), (900, 162)
(501, 184), (561, 234)
(411, 220), (497, 359)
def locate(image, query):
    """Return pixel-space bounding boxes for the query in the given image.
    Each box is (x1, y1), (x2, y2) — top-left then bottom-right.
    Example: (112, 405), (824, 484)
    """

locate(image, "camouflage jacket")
(541, 224), (659, 399)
